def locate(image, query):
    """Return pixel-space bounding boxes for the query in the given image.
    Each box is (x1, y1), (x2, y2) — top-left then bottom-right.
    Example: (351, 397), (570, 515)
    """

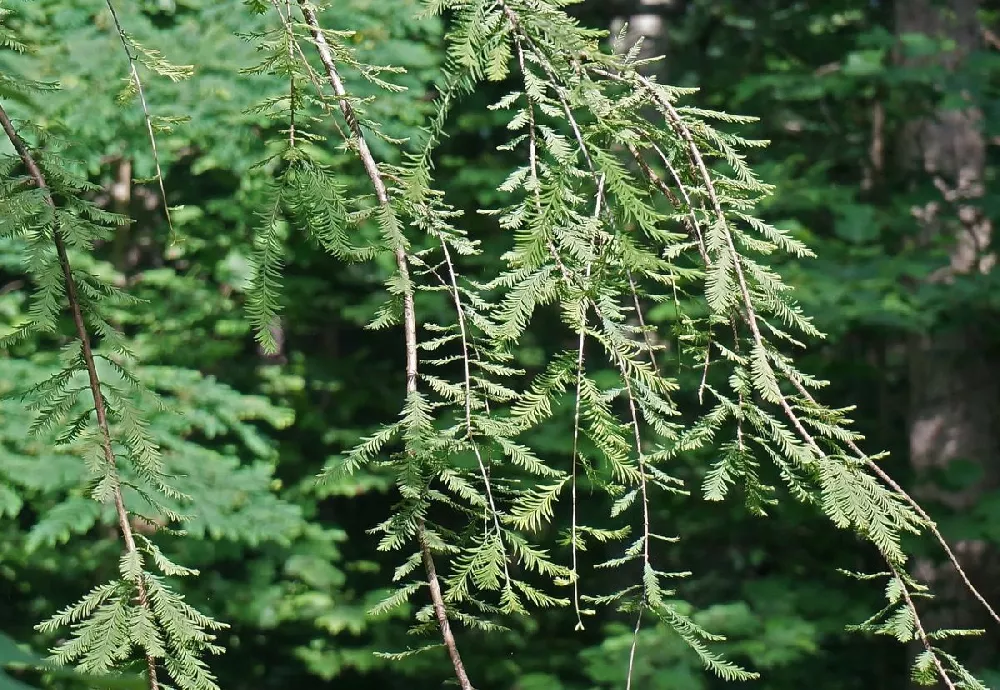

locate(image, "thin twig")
(286, 0), (296, 148)
(103, 0), (175, 242)
(625, 606), (643, 690)
(891, 563), (957, 690)
(619, 364), (652, 690)
(438, 234), (512, 589)
(569, 319), (587, 630)
(0, 103), (160, 690)
(627, 141), (714, 398)
(568, 175), (605, 631)
(295, 4), (473, 687)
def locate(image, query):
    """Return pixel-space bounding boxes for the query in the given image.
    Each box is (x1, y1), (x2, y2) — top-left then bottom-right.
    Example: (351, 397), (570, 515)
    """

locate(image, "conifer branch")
(0, 102), (161, 690)
(500, 9), (666, 388)
(606, 62), (998, 642)
(891, 563), (957, 690)
(15, 0), (992, 684)
(625, 68), (823, 471)
(438, 235), (512, 591)
(295, 4), (474, 687)
(509, 35), (576, 289)
(103, 0), (176, 241)
(642, 69), (997, 623)
(268, 0), (350, 145)
(504, 20), (707, 677)
(786, 369), (1000, 626)
(503, 21), (670, 675)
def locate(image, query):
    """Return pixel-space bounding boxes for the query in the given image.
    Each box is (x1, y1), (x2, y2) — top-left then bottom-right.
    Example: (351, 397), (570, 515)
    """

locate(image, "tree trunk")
(895, 0), (1000, 670)
(608, 0), (676, 69)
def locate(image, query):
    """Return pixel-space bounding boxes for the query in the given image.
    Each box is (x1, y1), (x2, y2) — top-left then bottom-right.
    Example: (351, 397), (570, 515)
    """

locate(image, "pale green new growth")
(237, 1), (993, 688)
(0, 0), (994, 689)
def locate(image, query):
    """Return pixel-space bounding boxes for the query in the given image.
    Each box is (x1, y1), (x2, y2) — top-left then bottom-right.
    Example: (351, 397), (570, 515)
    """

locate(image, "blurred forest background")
(2, 0), (1000, 688)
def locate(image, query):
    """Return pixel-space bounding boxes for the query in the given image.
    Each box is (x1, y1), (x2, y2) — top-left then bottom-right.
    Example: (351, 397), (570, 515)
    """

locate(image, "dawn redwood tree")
(0, 1), (996, 688)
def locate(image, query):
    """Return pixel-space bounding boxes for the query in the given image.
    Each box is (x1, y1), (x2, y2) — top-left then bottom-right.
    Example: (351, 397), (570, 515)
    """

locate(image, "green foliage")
(239, 0), (989, 687)
(0, 0), (996, 689)
(0, 631), (144, 690)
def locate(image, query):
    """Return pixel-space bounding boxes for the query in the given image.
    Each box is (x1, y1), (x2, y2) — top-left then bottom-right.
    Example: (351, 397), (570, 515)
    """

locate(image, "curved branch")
(600, 64), (1000, 628)
(103, 0), (176, 240)
(0, 103), (161, 690)
(294, 4), (474, 687)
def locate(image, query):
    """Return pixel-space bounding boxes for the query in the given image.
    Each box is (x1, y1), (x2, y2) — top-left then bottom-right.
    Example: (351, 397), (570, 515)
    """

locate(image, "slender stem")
(625, 607), (643, 690)
(627, 142), (713, 399)
(0, 103), (160, 690)
(569, 323), (586, 630)
(891, 563), (956, 690)
(568, 175), (605, 631)
(295, 5), (473, 687)
(438, 237), (511, 588)
(103, 0), (175, 241)
(286, 0), (297, 148)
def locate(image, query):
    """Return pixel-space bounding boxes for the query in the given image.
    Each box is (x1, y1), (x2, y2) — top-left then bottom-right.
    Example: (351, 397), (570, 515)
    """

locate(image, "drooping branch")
(0, 103), (161, 690)
(293, 4), (474, 688)
(889, 562), (958, 690)
(631, 67), (1000, 630)
(584, 64), (996, 682)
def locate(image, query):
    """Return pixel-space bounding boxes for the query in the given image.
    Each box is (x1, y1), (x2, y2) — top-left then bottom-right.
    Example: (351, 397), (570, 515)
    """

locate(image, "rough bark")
(895, 0), (1000, 668)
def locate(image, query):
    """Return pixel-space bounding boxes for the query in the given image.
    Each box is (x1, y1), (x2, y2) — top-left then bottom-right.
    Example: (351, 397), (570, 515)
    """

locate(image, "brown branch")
(980, 23), (1000, 51)
(294, 5), (473, 687)
(0, 104), (160, 690)
(891, 563), (957, 690)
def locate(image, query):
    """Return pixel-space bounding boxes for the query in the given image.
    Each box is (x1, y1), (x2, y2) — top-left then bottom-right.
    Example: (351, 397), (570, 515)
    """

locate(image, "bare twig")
(0, 103), (160, 690)
(295, 4), (473, 687)
(891, 563), (957, 690)
(438, 234), (512, 590)
(625, 607), (644, 690)
(103, 0), (175, 242)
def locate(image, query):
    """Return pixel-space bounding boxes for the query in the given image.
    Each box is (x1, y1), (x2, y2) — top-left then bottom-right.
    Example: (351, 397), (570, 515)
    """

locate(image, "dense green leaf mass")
(0, 1), (998, 689)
